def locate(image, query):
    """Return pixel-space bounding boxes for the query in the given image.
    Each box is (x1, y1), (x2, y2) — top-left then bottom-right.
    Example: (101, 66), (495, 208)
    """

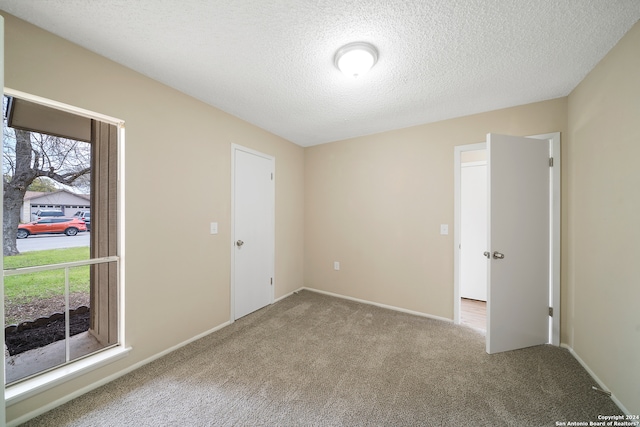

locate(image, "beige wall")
(2, 12), (304, 423)
(566, 21), (640, 414)
(461, 149), (486, 163)
(3, 7), (638, 423)
(304, 98), (567, 318)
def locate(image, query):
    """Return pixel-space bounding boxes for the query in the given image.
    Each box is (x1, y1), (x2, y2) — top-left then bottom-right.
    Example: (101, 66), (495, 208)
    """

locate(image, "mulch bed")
(5, 309), (90, 356)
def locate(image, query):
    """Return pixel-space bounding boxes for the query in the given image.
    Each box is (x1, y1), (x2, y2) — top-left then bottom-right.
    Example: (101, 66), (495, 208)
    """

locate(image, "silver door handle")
(483, 251), (490, 259)
(492, 251), (505, 259)
(236, 240), (244, 247)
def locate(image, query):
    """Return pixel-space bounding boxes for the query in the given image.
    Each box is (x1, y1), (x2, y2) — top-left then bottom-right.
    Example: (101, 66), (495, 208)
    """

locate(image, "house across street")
(22, 190), (90, 223)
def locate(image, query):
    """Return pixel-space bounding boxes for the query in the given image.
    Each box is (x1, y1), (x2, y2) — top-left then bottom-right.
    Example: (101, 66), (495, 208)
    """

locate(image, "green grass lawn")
(4, 247), (90, 302)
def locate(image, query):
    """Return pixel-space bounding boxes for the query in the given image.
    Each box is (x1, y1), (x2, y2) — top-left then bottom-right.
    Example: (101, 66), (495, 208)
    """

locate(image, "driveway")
(17, 232), (90, 252)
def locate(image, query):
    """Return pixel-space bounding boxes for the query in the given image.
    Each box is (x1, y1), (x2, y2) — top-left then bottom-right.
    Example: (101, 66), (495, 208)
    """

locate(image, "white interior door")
(486, 133), (549, 354)
(233, 146), (274, 320)
(460, 162), (487, 301)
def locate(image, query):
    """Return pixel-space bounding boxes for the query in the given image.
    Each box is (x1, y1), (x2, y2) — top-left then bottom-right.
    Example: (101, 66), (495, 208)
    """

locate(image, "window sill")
(5, 345), (132, 405)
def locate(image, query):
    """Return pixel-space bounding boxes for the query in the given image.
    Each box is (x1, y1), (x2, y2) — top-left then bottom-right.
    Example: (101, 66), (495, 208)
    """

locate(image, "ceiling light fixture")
(334, 42), (378, 78)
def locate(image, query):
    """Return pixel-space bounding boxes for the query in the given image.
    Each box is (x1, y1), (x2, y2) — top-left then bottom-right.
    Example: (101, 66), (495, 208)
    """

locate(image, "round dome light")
(334, 42), (378, 78)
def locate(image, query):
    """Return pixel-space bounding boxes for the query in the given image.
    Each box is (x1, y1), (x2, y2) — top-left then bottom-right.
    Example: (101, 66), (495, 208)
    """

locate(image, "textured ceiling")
(0, 1), (639, 147)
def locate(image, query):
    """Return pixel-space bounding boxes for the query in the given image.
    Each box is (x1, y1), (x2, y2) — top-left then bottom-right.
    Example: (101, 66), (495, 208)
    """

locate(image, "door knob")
(236, 240), (244, 247)
(492, 251), (505, 259)
(483, 251), (490, 259)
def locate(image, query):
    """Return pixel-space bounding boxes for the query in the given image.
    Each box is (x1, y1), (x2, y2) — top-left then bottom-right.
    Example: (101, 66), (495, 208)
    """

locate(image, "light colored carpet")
(22, 290), (621, 426)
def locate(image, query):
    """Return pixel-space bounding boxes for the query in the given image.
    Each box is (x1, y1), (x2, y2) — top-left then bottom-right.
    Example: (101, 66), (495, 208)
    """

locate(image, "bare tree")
(3, 128), (91, 255)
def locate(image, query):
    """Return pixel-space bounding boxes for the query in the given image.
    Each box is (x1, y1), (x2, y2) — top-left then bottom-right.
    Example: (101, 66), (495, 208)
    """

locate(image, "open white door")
(232, 146), (274, 320)
(486, 133), (549, 354)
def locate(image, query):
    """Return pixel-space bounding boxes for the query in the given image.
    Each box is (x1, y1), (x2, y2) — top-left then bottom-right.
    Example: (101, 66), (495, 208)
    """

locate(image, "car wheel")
(16, 229), (29, 239)
(65, 227), (79, 236)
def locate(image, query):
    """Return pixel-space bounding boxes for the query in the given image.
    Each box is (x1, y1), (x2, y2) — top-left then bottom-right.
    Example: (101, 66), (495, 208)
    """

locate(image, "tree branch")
(34, 167), (91, 186)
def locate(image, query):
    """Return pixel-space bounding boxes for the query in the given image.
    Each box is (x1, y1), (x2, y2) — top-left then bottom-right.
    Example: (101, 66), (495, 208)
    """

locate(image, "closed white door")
(460, 162), (487, 301)
(233, 146), (274, 320)
(486, 133), (549, 354)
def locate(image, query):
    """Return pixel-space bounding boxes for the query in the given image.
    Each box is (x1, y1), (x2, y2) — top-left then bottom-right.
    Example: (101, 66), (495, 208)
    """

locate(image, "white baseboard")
(274, 287), (305, 303)
(302, 287), (453, 324)
(8, 320), (232, 427)
(560, 343), (631, 415)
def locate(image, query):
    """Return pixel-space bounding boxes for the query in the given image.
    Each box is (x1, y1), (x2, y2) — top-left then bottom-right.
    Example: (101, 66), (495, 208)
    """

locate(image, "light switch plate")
(334, 261), (340, 271)
(440, 224), (449, 235)
(210, 222), (218, 235)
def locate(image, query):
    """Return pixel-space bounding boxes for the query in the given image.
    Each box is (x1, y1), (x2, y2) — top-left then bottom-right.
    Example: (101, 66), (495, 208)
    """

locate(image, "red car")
(17, 217), (87, 238)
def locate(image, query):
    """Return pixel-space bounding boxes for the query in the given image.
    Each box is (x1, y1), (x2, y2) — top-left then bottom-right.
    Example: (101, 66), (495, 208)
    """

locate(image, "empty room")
(0, 2), (638, 426)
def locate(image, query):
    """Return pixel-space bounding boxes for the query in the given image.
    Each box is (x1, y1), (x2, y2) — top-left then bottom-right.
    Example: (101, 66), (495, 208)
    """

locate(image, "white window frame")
(2, 88), (130, 405)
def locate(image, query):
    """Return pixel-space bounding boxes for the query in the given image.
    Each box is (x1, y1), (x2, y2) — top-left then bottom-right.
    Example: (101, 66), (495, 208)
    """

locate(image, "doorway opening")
(459, 149), (487, 331)
(460, 298), (486, 331)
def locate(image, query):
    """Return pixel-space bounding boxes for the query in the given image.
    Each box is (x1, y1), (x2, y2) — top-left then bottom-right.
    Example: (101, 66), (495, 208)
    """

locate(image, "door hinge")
(271, 173), (274, 180)
(270, 277), (273, 285)
(549, 157), (554, 167)
(548, 307), (553, 317)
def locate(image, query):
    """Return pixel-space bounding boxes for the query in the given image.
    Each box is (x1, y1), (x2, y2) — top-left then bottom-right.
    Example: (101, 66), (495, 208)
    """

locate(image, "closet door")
(460, 162), (487, 301)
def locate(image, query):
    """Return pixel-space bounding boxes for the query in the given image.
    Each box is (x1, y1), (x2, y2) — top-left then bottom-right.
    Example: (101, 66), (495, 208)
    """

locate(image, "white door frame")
(453, 132), (561, 346)
(230, 144), (275, 322)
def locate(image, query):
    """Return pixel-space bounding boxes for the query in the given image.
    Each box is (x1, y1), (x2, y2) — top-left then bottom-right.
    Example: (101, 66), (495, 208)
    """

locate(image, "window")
(3, 92), (123, 387)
